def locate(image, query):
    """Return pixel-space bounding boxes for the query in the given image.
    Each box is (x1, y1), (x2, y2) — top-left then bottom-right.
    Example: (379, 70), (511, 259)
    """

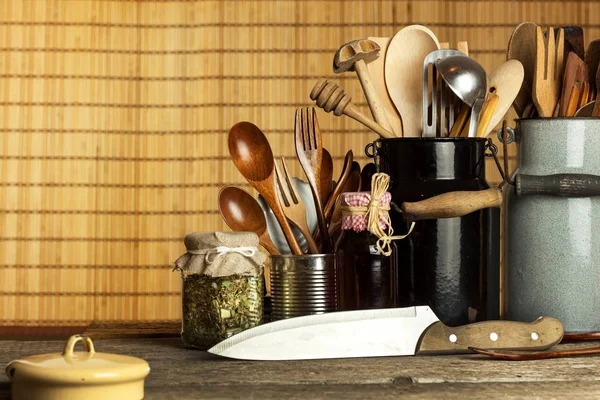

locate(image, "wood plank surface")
(1, 338), (600, 399)
(0, 0), (598, 327)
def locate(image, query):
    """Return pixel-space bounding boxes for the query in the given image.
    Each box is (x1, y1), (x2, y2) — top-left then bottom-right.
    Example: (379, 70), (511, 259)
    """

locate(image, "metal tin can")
(270, 254), (337, 320)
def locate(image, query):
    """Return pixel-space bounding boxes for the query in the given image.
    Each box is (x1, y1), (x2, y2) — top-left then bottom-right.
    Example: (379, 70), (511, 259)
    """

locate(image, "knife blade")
(208, 306), (564, 360)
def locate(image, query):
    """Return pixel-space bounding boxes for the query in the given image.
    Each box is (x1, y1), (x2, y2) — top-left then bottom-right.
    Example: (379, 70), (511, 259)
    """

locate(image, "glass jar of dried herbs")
(174, 232), (265, 350)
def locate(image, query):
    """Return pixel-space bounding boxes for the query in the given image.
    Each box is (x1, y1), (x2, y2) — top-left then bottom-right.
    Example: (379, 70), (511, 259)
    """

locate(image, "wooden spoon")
(218, 186), (280, 256)
(228, 122), (303, 255)
(385, 25), (440, 137)
(485, 60), (524, 136)
(367, 37), (403, 136)
(320, 148), (333, 206)
(507, 22), (538, 117)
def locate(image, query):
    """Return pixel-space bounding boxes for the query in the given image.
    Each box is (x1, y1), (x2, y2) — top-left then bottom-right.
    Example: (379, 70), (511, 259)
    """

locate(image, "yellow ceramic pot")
(5, 335), (150, 400)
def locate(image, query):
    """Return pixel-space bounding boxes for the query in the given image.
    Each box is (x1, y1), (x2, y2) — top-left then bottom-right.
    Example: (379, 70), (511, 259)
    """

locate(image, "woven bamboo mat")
(0, 0), (598, 328)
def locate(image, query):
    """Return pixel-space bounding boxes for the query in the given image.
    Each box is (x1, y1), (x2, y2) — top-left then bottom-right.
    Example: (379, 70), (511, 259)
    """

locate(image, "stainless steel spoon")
(436, 56), (487, 137)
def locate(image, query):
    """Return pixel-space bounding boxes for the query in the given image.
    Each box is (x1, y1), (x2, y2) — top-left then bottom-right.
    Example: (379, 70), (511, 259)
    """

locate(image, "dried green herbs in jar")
(180, 274), (263, 349)
(174, 231), (265, 350)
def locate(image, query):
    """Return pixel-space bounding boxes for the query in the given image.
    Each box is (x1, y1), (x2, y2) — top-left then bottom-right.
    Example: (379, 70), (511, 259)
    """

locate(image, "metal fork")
(294, 107), (331, 252)
(274, 157), (319, 254)
(533, 26), (565, 117)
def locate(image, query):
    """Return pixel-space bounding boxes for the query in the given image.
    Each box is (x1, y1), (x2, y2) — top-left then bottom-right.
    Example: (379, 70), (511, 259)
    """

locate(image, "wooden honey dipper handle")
(310, 79), (395, 139)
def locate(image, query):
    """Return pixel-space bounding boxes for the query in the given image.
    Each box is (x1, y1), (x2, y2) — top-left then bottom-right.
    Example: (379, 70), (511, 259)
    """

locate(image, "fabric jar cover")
(173, 231), (265, 278)
(340, 191), (392, 232)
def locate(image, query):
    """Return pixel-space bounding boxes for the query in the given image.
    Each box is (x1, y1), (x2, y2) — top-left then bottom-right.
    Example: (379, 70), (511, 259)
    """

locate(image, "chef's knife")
(208, 306), (563, 361)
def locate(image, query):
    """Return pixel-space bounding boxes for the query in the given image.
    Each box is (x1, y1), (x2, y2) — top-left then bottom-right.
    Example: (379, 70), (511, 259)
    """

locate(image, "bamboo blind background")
(1, 0), (599, 327)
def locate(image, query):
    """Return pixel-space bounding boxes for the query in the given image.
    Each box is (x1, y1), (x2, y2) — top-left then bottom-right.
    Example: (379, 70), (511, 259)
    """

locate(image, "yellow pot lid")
(6, 335), (150, 385)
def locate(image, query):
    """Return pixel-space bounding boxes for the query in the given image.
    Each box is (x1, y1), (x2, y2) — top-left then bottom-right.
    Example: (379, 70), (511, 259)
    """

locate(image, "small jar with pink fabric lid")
(334, 173), (413, 311)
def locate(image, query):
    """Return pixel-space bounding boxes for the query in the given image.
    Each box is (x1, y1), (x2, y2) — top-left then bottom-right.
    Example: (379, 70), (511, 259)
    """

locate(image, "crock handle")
(401, 188), (503, 221)
(62, 335), (96, 358)
(516, 173), (600, 197)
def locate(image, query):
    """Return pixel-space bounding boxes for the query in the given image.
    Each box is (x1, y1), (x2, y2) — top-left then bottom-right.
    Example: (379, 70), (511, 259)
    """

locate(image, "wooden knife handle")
(401, 188), (502, 221)
(416, 317), (564, 355)
(516, 173), (600, 197)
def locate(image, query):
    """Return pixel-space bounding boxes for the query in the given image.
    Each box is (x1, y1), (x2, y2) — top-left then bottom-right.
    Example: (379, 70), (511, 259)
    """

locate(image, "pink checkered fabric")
(341, 191), (391, 232)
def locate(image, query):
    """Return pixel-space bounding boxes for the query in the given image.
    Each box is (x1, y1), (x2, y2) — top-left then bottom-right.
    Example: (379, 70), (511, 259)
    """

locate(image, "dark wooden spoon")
(228, 122), (302, 255)
(218, 185), (280, 255)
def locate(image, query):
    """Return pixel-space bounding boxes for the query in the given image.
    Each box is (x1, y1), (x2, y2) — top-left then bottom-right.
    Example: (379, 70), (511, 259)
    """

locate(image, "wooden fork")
(533, 26), (565, 117)
(295, 107), (331, 253)
(274, 157), (319, 254)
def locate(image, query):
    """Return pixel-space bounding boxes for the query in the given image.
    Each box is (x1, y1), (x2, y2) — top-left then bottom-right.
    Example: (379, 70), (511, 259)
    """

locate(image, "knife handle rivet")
(489, 332), (499, 341)
(531, 332), (540, 340)
(449, 334), (458, 343)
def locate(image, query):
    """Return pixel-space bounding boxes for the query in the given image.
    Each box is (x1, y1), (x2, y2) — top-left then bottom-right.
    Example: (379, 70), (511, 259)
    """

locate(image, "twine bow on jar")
(187, 246), (258, 264)
(340, 173), (415, 256)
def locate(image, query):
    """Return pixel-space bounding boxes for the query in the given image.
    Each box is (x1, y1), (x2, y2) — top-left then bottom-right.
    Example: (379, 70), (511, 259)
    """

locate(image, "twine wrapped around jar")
(173, 231), (265, 277)
(340, 173), (415, 256)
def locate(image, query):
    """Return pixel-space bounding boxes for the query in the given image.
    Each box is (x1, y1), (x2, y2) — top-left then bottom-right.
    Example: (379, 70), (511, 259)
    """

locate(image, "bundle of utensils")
(508, 23), (600, 118)
(221, 108), (368, 256)
(309, 25), (525, 140)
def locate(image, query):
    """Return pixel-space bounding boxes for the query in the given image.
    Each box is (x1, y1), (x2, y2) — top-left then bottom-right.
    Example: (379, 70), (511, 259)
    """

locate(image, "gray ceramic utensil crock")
(504, 118), (600, 333)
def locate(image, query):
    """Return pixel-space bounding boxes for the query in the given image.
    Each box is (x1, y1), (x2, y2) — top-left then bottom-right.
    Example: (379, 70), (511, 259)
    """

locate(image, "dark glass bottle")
(335, 229), (398, 311)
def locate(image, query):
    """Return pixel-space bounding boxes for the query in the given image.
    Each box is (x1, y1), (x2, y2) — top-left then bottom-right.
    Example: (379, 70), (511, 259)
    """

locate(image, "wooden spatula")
(476, 92), (499, 137)
(486, 60), (524, 136)
(584, 40), (600, 94)
(555, 26), (584, 61)
(565, 80), (583, 117)
(367, 37), (403, 137)
(507, 22), (538, 117)
(593, 64), (600, 117)
(385, 25), (440, 137)
(559, 52), (587, 117)
(533, 27), (565, 118)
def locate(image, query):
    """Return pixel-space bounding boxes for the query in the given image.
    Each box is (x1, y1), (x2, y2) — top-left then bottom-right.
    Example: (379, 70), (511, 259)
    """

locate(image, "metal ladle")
(435, 56), (487, 137)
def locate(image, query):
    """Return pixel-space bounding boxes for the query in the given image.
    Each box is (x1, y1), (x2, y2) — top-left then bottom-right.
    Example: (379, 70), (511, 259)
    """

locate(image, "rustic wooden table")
(1, 338), (599, 399)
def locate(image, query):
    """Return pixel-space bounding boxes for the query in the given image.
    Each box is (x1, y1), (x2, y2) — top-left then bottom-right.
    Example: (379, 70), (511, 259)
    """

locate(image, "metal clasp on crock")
(490, 120), (516, 188)
(364, 138), (382, 172)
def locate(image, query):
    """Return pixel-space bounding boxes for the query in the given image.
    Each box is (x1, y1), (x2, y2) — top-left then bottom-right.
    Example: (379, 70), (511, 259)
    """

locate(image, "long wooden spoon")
(228, 122), (303, 255)
(218, 186), (280, 256)
(507, 22), (538, 117)
(367, 36), (403, 136)
(385, 25), (440, 137)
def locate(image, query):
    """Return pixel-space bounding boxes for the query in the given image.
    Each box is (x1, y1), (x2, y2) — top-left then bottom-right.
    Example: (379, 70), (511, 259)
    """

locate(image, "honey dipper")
(310, 79), (395, 138)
